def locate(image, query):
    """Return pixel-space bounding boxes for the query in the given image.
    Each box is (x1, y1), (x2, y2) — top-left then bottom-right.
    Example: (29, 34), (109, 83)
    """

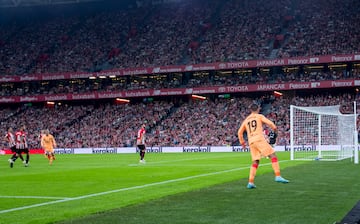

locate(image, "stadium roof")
(0, 0), (104, 8)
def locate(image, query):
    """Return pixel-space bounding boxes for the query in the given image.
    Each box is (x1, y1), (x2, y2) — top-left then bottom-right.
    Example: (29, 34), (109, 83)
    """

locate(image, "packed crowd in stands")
(1, 92), (359, 149)
(147, 97), (253, 147)
(0, 0), (216, 75)
(1, 0), (359, 149)
(278, 0), (360, 58)
(0, 0), (359, 76)
(108, 0), (216, 69)
(190, 0), (290, 63)
(0, 16), (80, 75)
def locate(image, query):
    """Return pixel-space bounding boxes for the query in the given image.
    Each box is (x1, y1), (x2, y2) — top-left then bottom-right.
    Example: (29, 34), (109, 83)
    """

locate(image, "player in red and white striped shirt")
(15, 125), (30, 167)
(5, 127), (24, 168)
(137, 124), (146, 163)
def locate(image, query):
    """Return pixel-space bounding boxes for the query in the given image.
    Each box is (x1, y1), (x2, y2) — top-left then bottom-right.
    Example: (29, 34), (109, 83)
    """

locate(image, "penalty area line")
(0, 160), (290, 214)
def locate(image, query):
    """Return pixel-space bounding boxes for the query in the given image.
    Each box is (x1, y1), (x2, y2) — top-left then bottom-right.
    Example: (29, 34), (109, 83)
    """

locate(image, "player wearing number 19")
(238, 103), (289, 189)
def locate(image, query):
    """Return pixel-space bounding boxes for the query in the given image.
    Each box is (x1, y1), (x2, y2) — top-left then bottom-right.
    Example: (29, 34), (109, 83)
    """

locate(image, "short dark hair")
(249, 103), (260, 112)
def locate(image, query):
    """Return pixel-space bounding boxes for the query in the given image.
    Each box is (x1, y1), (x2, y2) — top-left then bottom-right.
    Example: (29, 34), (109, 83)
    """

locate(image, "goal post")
(290, 103), (358, 163)
(354, 102), (359, 164)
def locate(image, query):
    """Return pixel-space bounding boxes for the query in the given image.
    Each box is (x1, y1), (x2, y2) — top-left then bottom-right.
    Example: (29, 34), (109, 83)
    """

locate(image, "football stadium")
(0, 0), (360, 223)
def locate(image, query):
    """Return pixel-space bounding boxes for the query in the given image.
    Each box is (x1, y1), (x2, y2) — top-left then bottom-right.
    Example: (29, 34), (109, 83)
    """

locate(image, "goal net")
(290, 105), (357, 161)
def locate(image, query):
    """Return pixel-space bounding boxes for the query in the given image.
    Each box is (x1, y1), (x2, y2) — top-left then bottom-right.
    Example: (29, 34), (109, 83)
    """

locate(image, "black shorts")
(10, 146), (17, 153)
(20, 148), (29, 153)
(137, 145), (145, 151)
(14, 147), (22, 154)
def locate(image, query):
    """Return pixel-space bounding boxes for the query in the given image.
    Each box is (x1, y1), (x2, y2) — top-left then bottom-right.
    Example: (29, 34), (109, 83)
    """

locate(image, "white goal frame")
(290, 103), (358, 164)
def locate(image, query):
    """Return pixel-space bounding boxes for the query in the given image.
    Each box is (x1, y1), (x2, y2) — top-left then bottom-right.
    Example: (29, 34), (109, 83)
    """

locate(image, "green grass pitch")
(0, 152), (359, 224)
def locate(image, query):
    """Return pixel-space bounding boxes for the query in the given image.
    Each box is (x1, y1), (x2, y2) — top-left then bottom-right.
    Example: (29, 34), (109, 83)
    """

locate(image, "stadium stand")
(0, 67), (359, 97)
(0, 0), (359, 149)
(0, 0), (359, 75)
(1, 92), (358, 148)
(278, 0), (360, 58)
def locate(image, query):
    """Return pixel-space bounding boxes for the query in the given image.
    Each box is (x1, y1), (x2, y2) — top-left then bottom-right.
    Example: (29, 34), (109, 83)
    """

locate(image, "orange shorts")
(249, 140), (275, 161)
(44, 147), (54, 153)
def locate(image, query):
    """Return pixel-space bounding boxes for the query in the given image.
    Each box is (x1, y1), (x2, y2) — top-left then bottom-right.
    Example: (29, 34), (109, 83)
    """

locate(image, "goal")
(290, 104), (358, 163)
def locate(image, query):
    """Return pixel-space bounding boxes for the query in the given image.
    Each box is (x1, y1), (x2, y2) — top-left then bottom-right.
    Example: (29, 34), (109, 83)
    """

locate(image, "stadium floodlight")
(191, 94), (206, 100)
(116, 98), (130, 103)
(290, 103), (358, 164)
(274, 91), (283, 96)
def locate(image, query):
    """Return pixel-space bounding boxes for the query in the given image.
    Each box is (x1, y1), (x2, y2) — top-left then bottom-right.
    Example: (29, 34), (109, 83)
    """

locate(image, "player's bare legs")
(268, 153), (289, 183)
(45, 152), (56, 165)
(8, 152), (24, 168)
(139, 149), (146, 163)
(247, 160), (259, 189)
(49, 153), (54, 165)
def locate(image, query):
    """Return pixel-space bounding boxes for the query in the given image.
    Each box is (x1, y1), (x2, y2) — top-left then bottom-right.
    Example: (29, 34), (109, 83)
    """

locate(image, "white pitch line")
(128, 154), (248, 166)
(0, 160), (289, 214)
(0, 196), (70, 200)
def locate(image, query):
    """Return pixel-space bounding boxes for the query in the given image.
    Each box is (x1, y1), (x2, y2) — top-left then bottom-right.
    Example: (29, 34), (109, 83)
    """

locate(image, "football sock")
(249, 163), (258, 183)
(140, 151), (145, 160)
(271, 157), (281, 176)
(19, 154), (24, 161)
(11, 154), (17, 161)
(26, 153), (30, 164)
